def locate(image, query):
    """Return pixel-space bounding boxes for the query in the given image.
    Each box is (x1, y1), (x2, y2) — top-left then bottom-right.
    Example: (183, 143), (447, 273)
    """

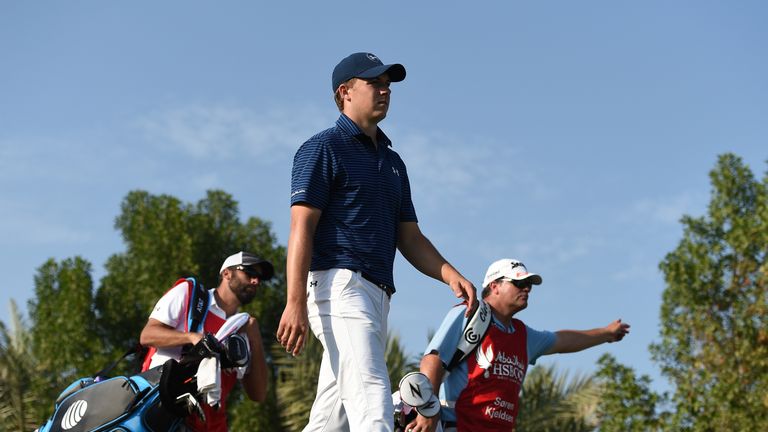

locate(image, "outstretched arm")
(545, 319), (630, 355)
(277, 203), (321, 356)
(397, 221), (477, 316)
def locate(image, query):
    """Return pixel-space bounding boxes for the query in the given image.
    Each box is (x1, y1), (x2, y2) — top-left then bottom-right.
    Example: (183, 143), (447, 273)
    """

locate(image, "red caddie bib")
(455, 318), (527, 432)
(142, 282), (237, 432)
(185, 311), (237, 432)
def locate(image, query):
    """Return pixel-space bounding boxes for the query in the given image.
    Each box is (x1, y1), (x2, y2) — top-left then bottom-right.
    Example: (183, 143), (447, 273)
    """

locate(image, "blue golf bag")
(35, 329), (251, 432)
(34, 364), (183, 432)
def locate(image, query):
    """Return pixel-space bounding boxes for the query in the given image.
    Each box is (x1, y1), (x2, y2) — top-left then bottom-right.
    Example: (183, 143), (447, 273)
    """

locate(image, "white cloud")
(136, 104), (562, 213)
(610, 260), (663, 282)
(626, 192), (707, 225)
(138, 104), (333, 161)
(1, 137), (68, 180)
(395, 130), (550, 209)
(472, 234), (604, 269)
(191, 172), (220, 191)
(0, 205), (90, 246)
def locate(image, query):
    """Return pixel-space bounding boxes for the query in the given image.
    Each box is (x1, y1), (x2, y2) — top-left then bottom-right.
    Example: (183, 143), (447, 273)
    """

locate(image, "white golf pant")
(303, 269), (393, 432)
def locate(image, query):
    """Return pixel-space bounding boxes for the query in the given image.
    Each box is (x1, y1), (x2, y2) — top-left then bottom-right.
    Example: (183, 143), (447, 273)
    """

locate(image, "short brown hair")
(333, 78), (358, 111)
(482, 278), (503, 298)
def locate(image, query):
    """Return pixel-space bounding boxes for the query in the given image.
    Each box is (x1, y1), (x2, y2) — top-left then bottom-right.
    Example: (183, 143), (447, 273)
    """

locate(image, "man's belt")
(360, 272), (396, 298)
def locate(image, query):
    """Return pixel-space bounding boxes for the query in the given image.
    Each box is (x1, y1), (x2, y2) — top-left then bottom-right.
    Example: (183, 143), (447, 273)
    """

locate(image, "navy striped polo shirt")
(290, 114), (418, 291)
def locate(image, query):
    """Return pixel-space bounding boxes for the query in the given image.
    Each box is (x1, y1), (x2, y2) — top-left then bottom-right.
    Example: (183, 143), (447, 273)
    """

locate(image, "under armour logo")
(367, 53), (379, 62)
(309, 281), (318, 287)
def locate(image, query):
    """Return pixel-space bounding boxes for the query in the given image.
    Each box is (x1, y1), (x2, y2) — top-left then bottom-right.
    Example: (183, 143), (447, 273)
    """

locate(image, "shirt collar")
(336, 114), (392, 147)
(490, 312), (516, 333)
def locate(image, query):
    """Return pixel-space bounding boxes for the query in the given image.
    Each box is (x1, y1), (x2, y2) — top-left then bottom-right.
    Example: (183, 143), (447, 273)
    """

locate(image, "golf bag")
(35, 314), (251, 432)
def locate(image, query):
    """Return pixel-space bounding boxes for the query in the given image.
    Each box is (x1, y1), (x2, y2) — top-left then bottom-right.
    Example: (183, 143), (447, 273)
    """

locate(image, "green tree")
(227, 383), (283, 432)
(516, 363), (599, 432)
(95, 189), (287, 429)
(385, 333), (419, 389)
(0, 301), (47, 431)
(594, 353), (666, 431)
(28, 257), (102, 401)
(650, 154), (768, 430)
(272, 335), (324, 432)
(18, 189), (287, 429)
(95, 190), (286, 373)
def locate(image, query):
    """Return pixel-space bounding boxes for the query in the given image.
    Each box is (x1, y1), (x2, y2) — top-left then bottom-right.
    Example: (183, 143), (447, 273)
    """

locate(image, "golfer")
(277, 52), (477, 432)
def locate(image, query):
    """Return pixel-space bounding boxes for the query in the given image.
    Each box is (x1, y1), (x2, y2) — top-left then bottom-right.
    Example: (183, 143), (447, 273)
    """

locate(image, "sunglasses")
(234, 265), (262, 279)
(501, 278), (533, 290)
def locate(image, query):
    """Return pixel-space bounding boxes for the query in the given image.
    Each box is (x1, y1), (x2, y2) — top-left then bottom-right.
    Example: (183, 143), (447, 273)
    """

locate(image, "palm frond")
(516, 363), (599, 432)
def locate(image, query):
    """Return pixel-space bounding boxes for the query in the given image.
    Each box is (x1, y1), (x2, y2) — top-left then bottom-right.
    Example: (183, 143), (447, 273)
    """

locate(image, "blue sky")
(2, 2), (766, 394)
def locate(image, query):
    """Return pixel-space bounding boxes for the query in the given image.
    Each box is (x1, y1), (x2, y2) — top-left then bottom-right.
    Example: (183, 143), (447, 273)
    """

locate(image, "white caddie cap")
(219, 251), (274, 280)
(482, 258), (542, 288)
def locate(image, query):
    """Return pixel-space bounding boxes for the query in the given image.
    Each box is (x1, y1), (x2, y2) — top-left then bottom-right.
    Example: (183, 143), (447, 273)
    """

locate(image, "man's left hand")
(605, 319), (630, 342)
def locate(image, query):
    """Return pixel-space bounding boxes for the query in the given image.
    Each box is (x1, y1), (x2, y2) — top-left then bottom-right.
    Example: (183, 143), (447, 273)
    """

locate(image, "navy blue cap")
(332, 52), (406, 92)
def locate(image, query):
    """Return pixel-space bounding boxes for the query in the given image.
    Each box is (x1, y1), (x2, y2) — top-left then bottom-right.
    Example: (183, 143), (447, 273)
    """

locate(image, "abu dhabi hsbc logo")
(476, 343), (495, 378)
(61, 399), (88, 430)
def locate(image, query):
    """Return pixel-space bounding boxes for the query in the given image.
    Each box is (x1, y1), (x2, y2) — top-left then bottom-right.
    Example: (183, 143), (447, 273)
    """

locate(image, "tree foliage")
(14, 189), (287, 428)
(95, 190), (287, 373)
(0, 301), (48, 431)
(594, 353), (666, 431)
(650, 154), (768, 430)
(385, 332), (419, 389)
(516, 363), (599, 432)
(28, 257), (102, 392)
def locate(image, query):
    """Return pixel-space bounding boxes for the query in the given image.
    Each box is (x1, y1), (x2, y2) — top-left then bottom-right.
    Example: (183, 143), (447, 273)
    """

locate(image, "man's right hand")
(280, 204), (320, 357)
(276, 301), (309, 356)
(405, 413), (440, 432)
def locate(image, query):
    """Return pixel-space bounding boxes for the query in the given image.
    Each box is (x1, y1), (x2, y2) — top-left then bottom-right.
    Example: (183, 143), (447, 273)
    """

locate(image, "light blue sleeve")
(424, 305), (468, 366)
(526, 325), (556, 365)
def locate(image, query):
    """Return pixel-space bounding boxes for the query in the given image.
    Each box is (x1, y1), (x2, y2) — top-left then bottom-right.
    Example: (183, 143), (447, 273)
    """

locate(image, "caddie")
(140, 251), (273, 432)
(405, 258), (630, 432)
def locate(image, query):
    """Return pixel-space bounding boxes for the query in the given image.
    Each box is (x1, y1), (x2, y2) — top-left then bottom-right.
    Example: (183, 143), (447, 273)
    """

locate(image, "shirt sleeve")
(290, 138), (333, 210)
(395, 155), (418, 223)
(148, 282), (189, 328)
(425, 305), (468, 366)
(525, 325), (556, 365)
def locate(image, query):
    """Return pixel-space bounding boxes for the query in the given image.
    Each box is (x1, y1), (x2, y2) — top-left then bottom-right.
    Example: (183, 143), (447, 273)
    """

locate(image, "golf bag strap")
(445, 299), (492, 372)
(141, 277), (209, 372)
(93, 343), (143, 378)
(185, 277), (209, 334)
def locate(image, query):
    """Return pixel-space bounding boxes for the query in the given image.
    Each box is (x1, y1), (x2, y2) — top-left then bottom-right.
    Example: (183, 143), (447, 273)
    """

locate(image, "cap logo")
(366, 53), (379, 62)
(510, 261), (524, 270)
